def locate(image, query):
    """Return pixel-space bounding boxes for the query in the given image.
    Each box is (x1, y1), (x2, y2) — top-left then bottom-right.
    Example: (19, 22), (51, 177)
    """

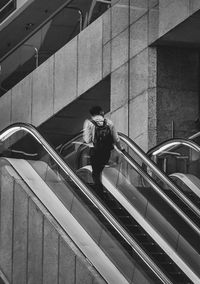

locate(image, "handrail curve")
(0, 122), (171, 284)
(147, 138), (200, 157)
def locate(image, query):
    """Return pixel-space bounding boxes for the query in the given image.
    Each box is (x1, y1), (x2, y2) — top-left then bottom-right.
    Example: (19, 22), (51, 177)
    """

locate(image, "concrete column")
(110, 0), (158, 151)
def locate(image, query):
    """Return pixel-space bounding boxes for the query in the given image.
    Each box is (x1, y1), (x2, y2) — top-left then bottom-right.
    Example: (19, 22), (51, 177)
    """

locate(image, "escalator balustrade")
(60, 133), (200, 283)
(0, 123), (177, 284)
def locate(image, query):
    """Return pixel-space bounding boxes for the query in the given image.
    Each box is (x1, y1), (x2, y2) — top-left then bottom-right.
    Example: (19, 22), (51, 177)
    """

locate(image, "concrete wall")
(17, 0), (33, 8)
(0, 0), (200, 152)
(107, 0), (159, 151)
(159, 0), (200, 37)
(107, 0), (200, 148)
(0, 17), (104, 130)
(0, 0), (160, 151)
(0, 166), (106, 284)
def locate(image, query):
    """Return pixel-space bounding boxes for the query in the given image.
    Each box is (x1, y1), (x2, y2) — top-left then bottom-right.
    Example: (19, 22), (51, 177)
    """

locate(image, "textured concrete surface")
(110, 104), (129, 135)
(0, 171), (13, 282)
(11, 76), (32, 124)
(148, 87), (157, 149)
(54, 37), (78, 113)
(0, 91), (11, 131)
(12, 183), (28, 284)
(148, 0), (159, 8)
(103, 42), (111, 78)
(130, 15), (148, 59)
(78, 18), (103, 96)
(129, 49), (148, 100)
(159, 0), (189, 37)
(111, 62), (128, 110)
(129, 92), (148, 151)
(28, 200), (43, 284)
(130, 0), (148, 26)
(111, 28), (129, 72)
(102, 9), (111, 44)
(32, 57), (54, 126)
(111, 0), (129, 38)
(190, 0), (200, 14)
(148, 4), (159, 44)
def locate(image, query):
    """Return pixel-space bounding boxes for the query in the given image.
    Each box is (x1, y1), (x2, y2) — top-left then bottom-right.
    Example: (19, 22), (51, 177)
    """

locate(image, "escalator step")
(133, 234), (149, 243)
(83, 184), (192, 283)
(111, 209), (129, 216)
(151, 253), (171, 264)
(148, 249), (166, 256)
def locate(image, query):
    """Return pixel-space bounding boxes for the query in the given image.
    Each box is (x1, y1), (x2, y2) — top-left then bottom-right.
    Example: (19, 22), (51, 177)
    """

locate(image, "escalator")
(1, 123), (200, 282)
(59, 132), (200, 283)
(0, 122), (179, 284)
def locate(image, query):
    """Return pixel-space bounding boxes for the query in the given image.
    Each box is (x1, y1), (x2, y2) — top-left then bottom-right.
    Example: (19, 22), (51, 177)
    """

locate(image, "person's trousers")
(89, 147), (111, 196)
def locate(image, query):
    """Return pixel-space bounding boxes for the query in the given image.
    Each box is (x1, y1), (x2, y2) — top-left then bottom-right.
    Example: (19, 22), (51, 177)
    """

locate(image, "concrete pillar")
(110, 0), (157, 151)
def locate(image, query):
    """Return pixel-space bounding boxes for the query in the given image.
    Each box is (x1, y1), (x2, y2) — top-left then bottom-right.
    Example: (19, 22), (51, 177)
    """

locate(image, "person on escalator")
(83, 105), (124, 199)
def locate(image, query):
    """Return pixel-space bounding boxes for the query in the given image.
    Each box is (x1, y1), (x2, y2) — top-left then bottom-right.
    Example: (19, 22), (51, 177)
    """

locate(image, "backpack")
(91, 119), (114, 151)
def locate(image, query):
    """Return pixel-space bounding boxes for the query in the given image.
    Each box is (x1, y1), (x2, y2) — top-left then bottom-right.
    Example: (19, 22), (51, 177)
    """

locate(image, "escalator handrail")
(189, 131), (200, 140)
(60, 132), (200, 237)
(147, 137), (200, 157)
(119, 133), (200, 223)
(120, 148), (200, 235)
(0, 0), (14, 13)
(0, 122), (171, 284)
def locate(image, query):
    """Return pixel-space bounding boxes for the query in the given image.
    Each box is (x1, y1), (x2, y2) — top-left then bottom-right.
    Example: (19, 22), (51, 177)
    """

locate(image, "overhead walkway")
(0, 122), (177, 284)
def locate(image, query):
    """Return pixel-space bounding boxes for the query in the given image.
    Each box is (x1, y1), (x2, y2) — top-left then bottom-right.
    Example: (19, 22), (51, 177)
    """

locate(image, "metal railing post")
(65, 6), (83, 32)
(23, 44), (39, 68)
